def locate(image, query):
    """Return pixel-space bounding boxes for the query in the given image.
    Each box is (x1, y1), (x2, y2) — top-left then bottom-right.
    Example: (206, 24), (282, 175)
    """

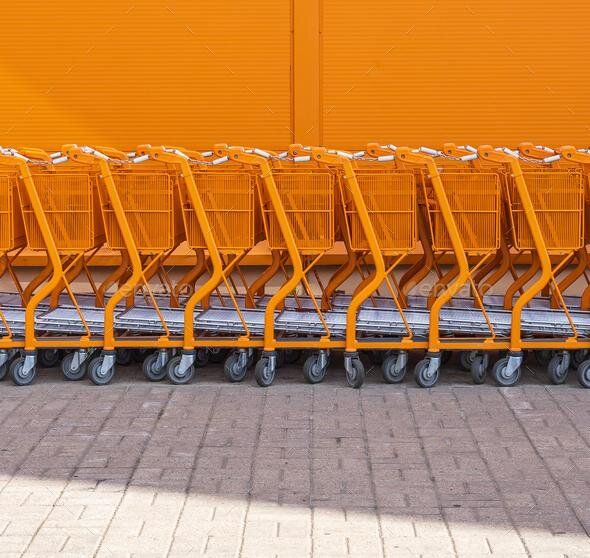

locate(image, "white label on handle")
(294, 156), (311, 163)
(377, 155), (395, 162)
(133, 154), (149, 163)
(212, 156), (229, 165)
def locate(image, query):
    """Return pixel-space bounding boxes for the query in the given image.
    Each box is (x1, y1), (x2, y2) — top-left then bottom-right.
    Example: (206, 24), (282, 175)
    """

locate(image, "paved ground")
(0, 354), (588, 557)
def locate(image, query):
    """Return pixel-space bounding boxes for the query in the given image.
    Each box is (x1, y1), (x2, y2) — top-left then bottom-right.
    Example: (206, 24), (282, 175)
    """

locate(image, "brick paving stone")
(0, 360), (586, 556)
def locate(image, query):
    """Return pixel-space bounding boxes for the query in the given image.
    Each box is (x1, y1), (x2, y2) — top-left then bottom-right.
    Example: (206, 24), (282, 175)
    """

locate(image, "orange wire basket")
(426, 172), (501, 254)
(264, 169), (335, 253)
(348, 170), (417, 254)
(0, 168), (26, 252)
(181, 170), (258, 253)
(508, 171), (585, 252)
(102, 166), (183, 252)
(23, 163), (104, 252)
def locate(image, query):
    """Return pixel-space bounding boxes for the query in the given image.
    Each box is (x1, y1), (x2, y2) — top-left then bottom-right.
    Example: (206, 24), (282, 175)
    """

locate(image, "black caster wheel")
(224, 352), (247, 383)
(88, 356), (115, 386)
(284, 349), (301, 364)
(470, 353), (489, 385)
(577, 360), (590, 388)
(61, 352), (87, 381)
(254, 356), (276, 387)
(345, 357), (365, 389)
(303, 354), (327, 384)
(547, 354), (569, 385)
(38, 349), (60, 368)
(534, 349), (553, 367)
(9, 357), (36, 386)
(209, 348), (228, 364)
(491, 357), (521, 387)
(382, 354), (407, 384)
(142, 353), (167, 382)
(166, 355), (195, 385)
(459, 351), (475, 372)
(115, 348), (133, 366)
(571, 350), (588, 370)
(414, 358), (439, 388)
(195, 348), (209, 368)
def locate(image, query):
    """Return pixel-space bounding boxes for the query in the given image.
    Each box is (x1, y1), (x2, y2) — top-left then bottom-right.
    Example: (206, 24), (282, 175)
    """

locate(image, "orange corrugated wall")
(1, 1), (589, 151)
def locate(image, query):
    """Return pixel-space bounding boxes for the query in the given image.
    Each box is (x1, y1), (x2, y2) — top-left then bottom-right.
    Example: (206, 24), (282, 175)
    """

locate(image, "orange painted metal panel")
(0, 1), (293, 151)
(321, 1), (590, 149)
(2, 2), (589, 154)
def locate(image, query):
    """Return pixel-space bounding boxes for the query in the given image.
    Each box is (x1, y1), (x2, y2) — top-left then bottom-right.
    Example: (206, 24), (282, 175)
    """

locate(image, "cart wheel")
(382, 354), (407, 384)
(223, 352), (247, 382)
(88, 356), (115, 386)
(414, 358), (439, 388)
(115, 349), (132, 366)
(166, 355), (194, 385)
(284, 349), (301, 364)
(547, 354), (569, 385)
(195, 348), (209, 368)
(303, 355), (327, 384)
(470, 353), (488, 385)
(209, 348), (228, 364)
(254, 356), (276, 387)
(61, 352), (87, 381)
(9, 357), (36, 386)
(571, 349), (588, 370)
(0, 361), (8, 381)
(534, 349), (553, 367)
(142, 353), (167, 382)
(38, 349), (60, 368)
(491, 357), (520, 387)
(576, 360), (590, 388)
(459, 351), (475, 372)
(346, 358), (365, 389)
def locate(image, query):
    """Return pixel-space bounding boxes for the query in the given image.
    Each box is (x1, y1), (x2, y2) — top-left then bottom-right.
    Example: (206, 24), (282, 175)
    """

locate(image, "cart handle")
(558, 145), (590, 164)
(518, 142), (555, 159)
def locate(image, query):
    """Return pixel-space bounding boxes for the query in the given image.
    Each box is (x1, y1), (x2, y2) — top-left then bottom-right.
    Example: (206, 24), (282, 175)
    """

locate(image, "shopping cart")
(115, 145), (268, 384)
(61, 145), (184, 384)
(477, 146), (585, 386)
(337, 145), (422, 383)
(0, 147), (107, 384)
(0, 149), (30, 380)
(249, 145), (346, 386)
(368, 147), (502, 387)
